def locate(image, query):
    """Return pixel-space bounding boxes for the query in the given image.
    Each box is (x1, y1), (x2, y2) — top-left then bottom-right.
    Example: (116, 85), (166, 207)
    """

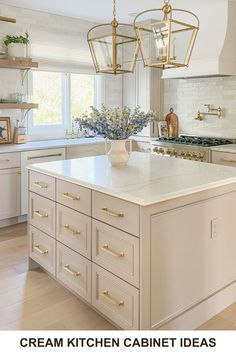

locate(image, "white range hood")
(162, 0), (236, 79)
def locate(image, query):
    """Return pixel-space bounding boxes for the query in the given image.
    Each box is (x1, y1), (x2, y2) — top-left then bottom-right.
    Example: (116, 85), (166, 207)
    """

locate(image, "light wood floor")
(0, 223), (235, 330)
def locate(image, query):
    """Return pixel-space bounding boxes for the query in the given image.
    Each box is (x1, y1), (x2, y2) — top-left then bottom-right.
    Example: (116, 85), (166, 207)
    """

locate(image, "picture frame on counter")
(0, 117), (11, 144)
(157, 121), (168, 138)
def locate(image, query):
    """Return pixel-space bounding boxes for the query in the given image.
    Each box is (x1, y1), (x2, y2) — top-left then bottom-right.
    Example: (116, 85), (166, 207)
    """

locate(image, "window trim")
(27, 70), (98, 141)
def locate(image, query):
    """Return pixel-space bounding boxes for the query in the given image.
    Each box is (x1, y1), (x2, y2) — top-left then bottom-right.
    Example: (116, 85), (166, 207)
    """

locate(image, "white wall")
(164, 76), (236, 138)
(0, 3), (123, 141)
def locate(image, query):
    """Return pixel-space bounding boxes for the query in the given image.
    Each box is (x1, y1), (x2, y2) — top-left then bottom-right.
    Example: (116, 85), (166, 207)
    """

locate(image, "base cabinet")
(0, 168), (20, 221)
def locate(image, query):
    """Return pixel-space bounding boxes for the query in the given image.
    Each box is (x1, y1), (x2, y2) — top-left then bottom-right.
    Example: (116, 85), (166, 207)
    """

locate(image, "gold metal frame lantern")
(87, 0), (139, 75)
(133, 0), (200, 70)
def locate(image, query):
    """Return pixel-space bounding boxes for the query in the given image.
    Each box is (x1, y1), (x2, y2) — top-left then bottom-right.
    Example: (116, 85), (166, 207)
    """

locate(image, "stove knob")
(159, 148), (165, 154)
(186, 152), (192, 159)
(169, 150), (175, 156)
(173, 150), (178, 157)
(180, 151), (187, 158)
(199, 153), (204, 160)
(166, 149), (172, 155)
(153, 147), (159, 153)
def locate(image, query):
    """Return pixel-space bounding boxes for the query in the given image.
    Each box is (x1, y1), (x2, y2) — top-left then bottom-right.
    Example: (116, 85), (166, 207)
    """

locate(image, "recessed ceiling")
(0, 0), (227, 23)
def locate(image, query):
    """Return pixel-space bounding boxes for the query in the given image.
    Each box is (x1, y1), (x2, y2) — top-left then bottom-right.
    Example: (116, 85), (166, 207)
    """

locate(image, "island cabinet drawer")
(92, 264), (139, 330)
(211, 151), (236, 167)
(0, 152), (20, 169)
(29, 225), (55, 276)
(29, 192), (55, 238)
(56, 204), (92, 259)
(92, 191), (139, 237)
(56, 179), (91, 216)
(29, 171), (55, 200)
(92, 220), (139, 287)
(57, 242), (91, 303)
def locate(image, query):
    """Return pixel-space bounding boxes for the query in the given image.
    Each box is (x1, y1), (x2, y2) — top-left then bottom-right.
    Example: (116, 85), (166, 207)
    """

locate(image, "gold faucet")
(195, 111), (203, 121)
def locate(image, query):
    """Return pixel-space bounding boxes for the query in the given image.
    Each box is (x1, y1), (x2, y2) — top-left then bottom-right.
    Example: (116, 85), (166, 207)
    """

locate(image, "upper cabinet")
(123, 61), (163, 137)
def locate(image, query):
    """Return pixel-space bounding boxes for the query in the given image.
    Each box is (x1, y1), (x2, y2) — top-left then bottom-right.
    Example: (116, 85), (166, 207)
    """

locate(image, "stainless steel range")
(151, 135), (234, 162)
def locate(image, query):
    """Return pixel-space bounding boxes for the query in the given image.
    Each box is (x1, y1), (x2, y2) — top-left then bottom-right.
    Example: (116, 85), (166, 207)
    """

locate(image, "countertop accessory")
(105, 139), (132, 166)
(134, 0), (200, 70)
(0, 117), (11, 144)
(157, 121), (168, 138)
(165, 108), (178, 137)
(87, 0), (139, 75)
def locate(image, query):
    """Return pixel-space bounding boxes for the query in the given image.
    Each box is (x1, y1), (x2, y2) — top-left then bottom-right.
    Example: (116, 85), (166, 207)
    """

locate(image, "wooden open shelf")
(0, 103), (38, 109)
(0, 58), (38, 70)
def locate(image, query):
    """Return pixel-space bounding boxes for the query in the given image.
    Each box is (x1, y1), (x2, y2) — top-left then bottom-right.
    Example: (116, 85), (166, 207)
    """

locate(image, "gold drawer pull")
(63, 224), (80, 235)
(101, 290), (124, 307)
(27, 153), (62, 160)
(101, 244), (124, 258)
(101, 208), (124, 218)
(34, 244), (48, 255)
(221, 158), (236, 164)
(63, 192), (80, 201)
(34, 210), (48, 218)
(64, 264), (80, 277)
(34, 181), (48, 189)
(0, 159), (10, 163)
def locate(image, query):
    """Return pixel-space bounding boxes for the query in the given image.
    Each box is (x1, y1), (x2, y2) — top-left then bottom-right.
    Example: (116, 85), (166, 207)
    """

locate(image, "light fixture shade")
(87, 21), (139, 74)
(134, 6), (199, 70)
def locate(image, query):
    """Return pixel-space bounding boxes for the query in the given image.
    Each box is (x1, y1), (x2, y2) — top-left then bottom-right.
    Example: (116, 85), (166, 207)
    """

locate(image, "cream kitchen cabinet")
(122, 61), (163, 137)
(0, 152), (20, 221)
(21, 148), (66, 215)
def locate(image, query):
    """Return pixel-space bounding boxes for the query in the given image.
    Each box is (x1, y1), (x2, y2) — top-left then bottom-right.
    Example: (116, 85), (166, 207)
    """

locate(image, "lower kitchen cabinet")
(0, 168), (20, 221)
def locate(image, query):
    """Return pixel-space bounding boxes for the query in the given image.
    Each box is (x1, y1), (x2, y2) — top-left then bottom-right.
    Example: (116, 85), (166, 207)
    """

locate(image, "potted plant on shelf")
(4, 32), (29, 58)
(75, 105), (156, 166)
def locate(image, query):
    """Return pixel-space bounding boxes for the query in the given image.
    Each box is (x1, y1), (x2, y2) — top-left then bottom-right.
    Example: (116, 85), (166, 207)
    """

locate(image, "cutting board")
(165, 108), (178, 137)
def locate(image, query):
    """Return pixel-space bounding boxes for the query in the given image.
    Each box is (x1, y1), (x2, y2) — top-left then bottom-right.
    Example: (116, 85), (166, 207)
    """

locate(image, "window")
(29, 71), (95, 139)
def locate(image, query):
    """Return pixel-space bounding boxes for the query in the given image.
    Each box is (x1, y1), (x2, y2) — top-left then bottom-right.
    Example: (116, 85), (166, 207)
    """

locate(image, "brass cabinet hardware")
(101, 244), (124, 258)
(17, 171), (21, 175)
(34, 210), (48, 218)
(63, 264), (80, 277)
(63, 192), (80, 201)
(221, 158), (236, 164)
(101, 207), (124, 218)
(101, 290), (124, 307)
(0, 159), (10, 163)
(27, 153), (62, 160)
(34, 181), (48, 189)
(34, 244), (48, 255)
(63, 224), (80, 235)
(195, 111), (203, 121)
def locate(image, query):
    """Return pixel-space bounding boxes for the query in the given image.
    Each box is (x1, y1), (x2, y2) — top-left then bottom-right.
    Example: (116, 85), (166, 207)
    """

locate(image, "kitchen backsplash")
(164, 76), (236, 138)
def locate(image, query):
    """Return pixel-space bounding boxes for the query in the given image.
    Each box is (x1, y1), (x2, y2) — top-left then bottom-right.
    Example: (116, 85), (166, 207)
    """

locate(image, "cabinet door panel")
(0, 168), (20, 220)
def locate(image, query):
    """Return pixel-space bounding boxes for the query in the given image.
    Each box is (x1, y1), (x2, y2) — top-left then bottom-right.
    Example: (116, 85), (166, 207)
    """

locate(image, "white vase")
(105, 139), (132, 166)
(7, 43), (27, 58)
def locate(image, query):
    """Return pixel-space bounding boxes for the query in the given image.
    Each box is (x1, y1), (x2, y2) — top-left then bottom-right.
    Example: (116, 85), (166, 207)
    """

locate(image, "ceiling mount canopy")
(133, 0), (200, 70)
(87, 0), (139, 75)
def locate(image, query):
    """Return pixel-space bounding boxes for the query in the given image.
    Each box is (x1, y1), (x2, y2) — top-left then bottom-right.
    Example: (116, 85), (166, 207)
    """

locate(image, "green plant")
(4, 32), (29, 46)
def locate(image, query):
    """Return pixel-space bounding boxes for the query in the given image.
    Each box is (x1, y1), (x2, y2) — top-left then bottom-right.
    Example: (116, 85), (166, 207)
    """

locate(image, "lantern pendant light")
(133, 0), (200, 70)
(87, 0), (139, 75)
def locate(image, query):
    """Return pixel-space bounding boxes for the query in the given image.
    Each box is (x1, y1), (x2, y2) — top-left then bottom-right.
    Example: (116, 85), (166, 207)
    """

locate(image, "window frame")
(28, 70), (98, 141)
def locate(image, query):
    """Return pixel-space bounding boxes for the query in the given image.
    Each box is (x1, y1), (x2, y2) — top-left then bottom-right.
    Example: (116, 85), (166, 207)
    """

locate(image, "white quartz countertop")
(0, 137), (105, 153)
(211, 144), (236, 153)
(27, 152), (236, 206)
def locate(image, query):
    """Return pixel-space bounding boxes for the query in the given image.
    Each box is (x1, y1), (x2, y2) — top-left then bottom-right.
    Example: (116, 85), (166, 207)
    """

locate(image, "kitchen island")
(27, 152), (236, 330)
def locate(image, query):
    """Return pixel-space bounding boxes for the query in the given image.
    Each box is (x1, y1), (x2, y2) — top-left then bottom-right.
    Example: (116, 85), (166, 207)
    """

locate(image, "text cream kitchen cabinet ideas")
(27, 153), (236, 330)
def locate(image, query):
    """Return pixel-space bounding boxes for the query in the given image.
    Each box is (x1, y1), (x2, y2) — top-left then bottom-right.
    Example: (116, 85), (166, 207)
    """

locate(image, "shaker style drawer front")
(56, 204), (92, 259)
(92, 220), (139, 287)
(56, 179), (91, 216)
(29, 192), (55, 237)
(29, 171), (55, 200)
(212, 151), (236, 167)
(92, 191), (139, 237)
(29, 225), (55, 276)
(0, 152), (20, 169)
(57, 242), (92, 303)
(92, 264), (139, 330)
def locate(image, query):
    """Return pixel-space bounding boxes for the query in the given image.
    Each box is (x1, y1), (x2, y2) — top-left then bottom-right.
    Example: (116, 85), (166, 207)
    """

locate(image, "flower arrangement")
(74, 105), (156, 140)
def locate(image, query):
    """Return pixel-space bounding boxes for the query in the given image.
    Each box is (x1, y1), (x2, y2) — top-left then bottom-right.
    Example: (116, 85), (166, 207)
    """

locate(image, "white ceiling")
(0, 0), (227, 23)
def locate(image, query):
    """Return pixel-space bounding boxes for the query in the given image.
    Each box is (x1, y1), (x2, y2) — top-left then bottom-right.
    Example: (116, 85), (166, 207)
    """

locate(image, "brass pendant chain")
(113, 0), (116, 20)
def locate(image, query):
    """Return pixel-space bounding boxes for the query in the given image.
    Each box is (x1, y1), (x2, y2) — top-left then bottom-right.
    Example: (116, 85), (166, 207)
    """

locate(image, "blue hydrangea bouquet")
(74, 105), (156, 140)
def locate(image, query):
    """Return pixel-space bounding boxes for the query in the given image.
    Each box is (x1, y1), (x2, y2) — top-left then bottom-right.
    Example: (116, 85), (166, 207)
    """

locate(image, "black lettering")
(29, 338), (38, 347)
(87, 338), (94, 347)
(68, 338), (76, 347)
(209, 338), (216, 347)
(183, 338), (192, 347)
(20, 338), (27, 347)
(124, 338), (131, 347)
(200, 338), (208, 347)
